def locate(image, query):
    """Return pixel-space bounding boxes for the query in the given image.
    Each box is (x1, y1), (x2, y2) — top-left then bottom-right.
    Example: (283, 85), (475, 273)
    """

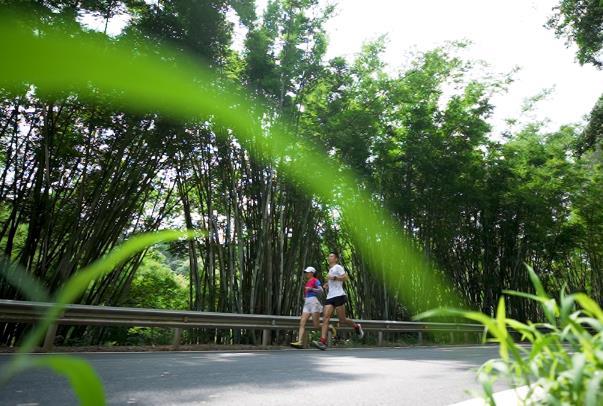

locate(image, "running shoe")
(354, 323), (364, 339)
(312, 339), (327, 351)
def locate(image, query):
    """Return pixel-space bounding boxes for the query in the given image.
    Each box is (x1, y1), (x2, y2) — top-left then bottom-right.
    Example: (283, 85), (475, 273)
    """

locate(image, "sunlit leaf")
(585, 370), (603, 406)
(575, 293), (603, 323)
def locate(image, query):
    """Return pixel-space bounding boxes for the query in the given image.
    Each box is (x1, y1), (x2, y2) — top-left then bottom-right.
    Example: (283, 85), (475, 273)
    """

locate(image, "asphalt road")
(0, 345), (504, 406)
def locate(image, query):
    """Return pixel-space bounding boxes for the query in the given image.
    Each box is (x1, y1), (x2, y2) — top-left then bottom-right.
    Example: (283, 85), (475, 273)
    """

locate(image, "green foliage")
(125, 249), (188, 310)
(547, 0), (603, 68)
(0, 203), (28, 261)
(416, 265), (603, 405)
(100, 249), (190, 345)
(579, 94), (603, 153)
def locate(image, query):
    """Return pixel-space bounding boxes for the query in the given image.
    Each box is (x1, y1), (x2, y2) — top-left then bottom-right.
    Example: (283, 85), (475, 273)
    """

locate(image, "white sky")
(91, 0), (603, 134)
(316, 0), (603, 133)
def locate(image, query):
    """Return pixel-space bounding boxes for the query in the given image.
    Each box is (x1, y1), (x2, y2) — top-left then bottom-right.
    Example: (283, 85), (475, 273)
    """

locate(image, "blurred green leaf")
(585, 370), (603, 406)
(526, 264), (549, 300)
(17, 230), (200, 354)
(496, 298), (509, 361)
(38, 356), (105, 406)
(13, 356), (105, 406)
(0, 260), (49, 302)
(421, 265), (603, 404)
(575, 293), (603, 323)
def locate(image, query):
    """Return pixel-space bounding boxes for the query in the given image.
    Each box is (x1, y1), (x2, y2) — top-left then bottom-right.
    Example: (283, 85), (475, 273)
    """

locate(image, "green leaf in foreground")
(16, 356), (105, 406)
(0, 229), (202, 399)
(574, 293), (603, 323)
(44, 356), (105, 405)
(16, 230), (201, 355)
(0, 260), (49, 302)
(419, 265), (603, 405)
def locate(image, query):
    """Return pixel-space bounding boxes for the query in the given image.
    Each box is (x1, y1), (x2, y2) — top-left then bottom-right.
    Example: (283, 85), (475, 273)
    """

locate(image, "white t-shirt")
(326, 264), (346, 299)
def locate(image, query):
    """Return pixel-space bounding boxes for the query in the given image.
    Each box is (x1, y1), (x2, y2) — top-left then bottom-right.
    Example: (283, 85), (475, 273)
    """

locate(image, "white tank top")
(326, 264), (346, 299)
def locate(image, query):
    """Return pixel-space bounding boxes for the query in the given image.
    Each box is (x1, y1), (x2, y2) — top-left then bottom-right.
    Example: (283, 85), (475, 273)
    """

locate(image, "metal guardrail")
(0, 299), (485, 351)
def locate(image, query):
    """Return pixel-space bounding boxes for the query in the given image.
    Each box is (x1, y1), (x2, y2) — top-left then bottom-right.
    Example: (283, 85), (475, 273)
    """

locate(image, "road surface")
(0, 345), (505, 405)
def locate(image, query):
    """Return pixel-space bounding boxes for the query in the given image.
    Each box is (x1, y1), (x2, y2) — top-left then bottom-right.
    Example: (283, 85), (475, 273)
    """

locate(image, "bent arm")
(313, 280), (324, 294)
(330, 272), (348, 282)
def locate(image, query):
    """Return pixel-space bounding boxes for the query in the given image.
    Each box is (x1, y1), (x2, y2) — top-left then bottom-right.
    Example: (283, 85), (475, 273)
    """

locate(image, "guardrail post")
(463, 332), (468, 343)
(378, 331), (383, 346)
(417, 331), (423, 345)
(262, 329), (270, 346)
(43, 323), (58, 352)
(449, 332), (454, 344)
(172, 328), (182, 349)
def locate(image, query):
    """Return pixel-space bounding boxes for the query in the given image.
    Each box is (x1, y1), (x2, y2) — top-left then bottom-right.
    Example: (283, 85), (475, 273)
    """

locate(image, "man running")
(290, 266), (323, 348)
(312, 252), (363, 350)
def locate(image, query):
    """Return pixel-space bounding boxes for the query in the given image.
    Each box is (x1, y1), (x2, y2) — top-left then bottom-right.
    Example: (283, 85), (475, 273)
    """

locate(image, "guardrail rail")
(0, 299), (485, 351)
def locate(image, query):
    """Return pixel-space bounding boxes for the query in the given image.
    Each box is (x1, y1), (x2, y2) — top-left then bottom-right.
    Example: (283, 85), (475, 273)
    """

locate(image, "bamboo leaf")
(496, 298), (509, 361)
(8, 230), (201, 373)
(575, 293), (603, 323)
(0, 260), (49, 302)
(414, 308), (502, 338)
(526, 264), (549, 300)
(586, 371), (603, 406)
(503, 289), (545, 303)
(12, 356), (104, 406)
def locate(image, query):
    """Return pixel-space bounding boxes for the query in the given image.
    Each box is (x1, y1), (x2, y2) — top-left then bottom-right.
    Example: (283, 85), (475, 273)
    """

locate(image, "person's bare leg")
(298, 312), (311, 342)
(336, 306), (363, 338)
(335, 306), (356, 327)
(311, 312), (320, 329)
(320, 305), (334, 340)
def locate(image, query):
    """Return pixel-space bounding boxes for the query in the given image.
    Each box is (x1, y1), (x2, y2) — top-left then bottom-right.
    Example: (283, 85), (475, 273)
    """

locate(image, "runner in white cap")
(290, 266), (323, 348)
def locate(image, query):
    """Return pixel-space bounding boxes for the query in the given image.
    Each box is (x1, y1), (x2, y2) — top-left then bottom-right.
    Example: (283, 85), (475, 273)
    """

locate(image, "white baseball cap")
(303, 266), (316, 273)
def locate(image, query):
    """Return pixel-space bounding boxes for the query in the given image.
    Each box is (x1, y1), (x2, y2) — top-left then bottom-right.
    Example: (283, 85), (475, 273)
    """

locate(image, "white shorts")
(302, 296), (323, 314)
